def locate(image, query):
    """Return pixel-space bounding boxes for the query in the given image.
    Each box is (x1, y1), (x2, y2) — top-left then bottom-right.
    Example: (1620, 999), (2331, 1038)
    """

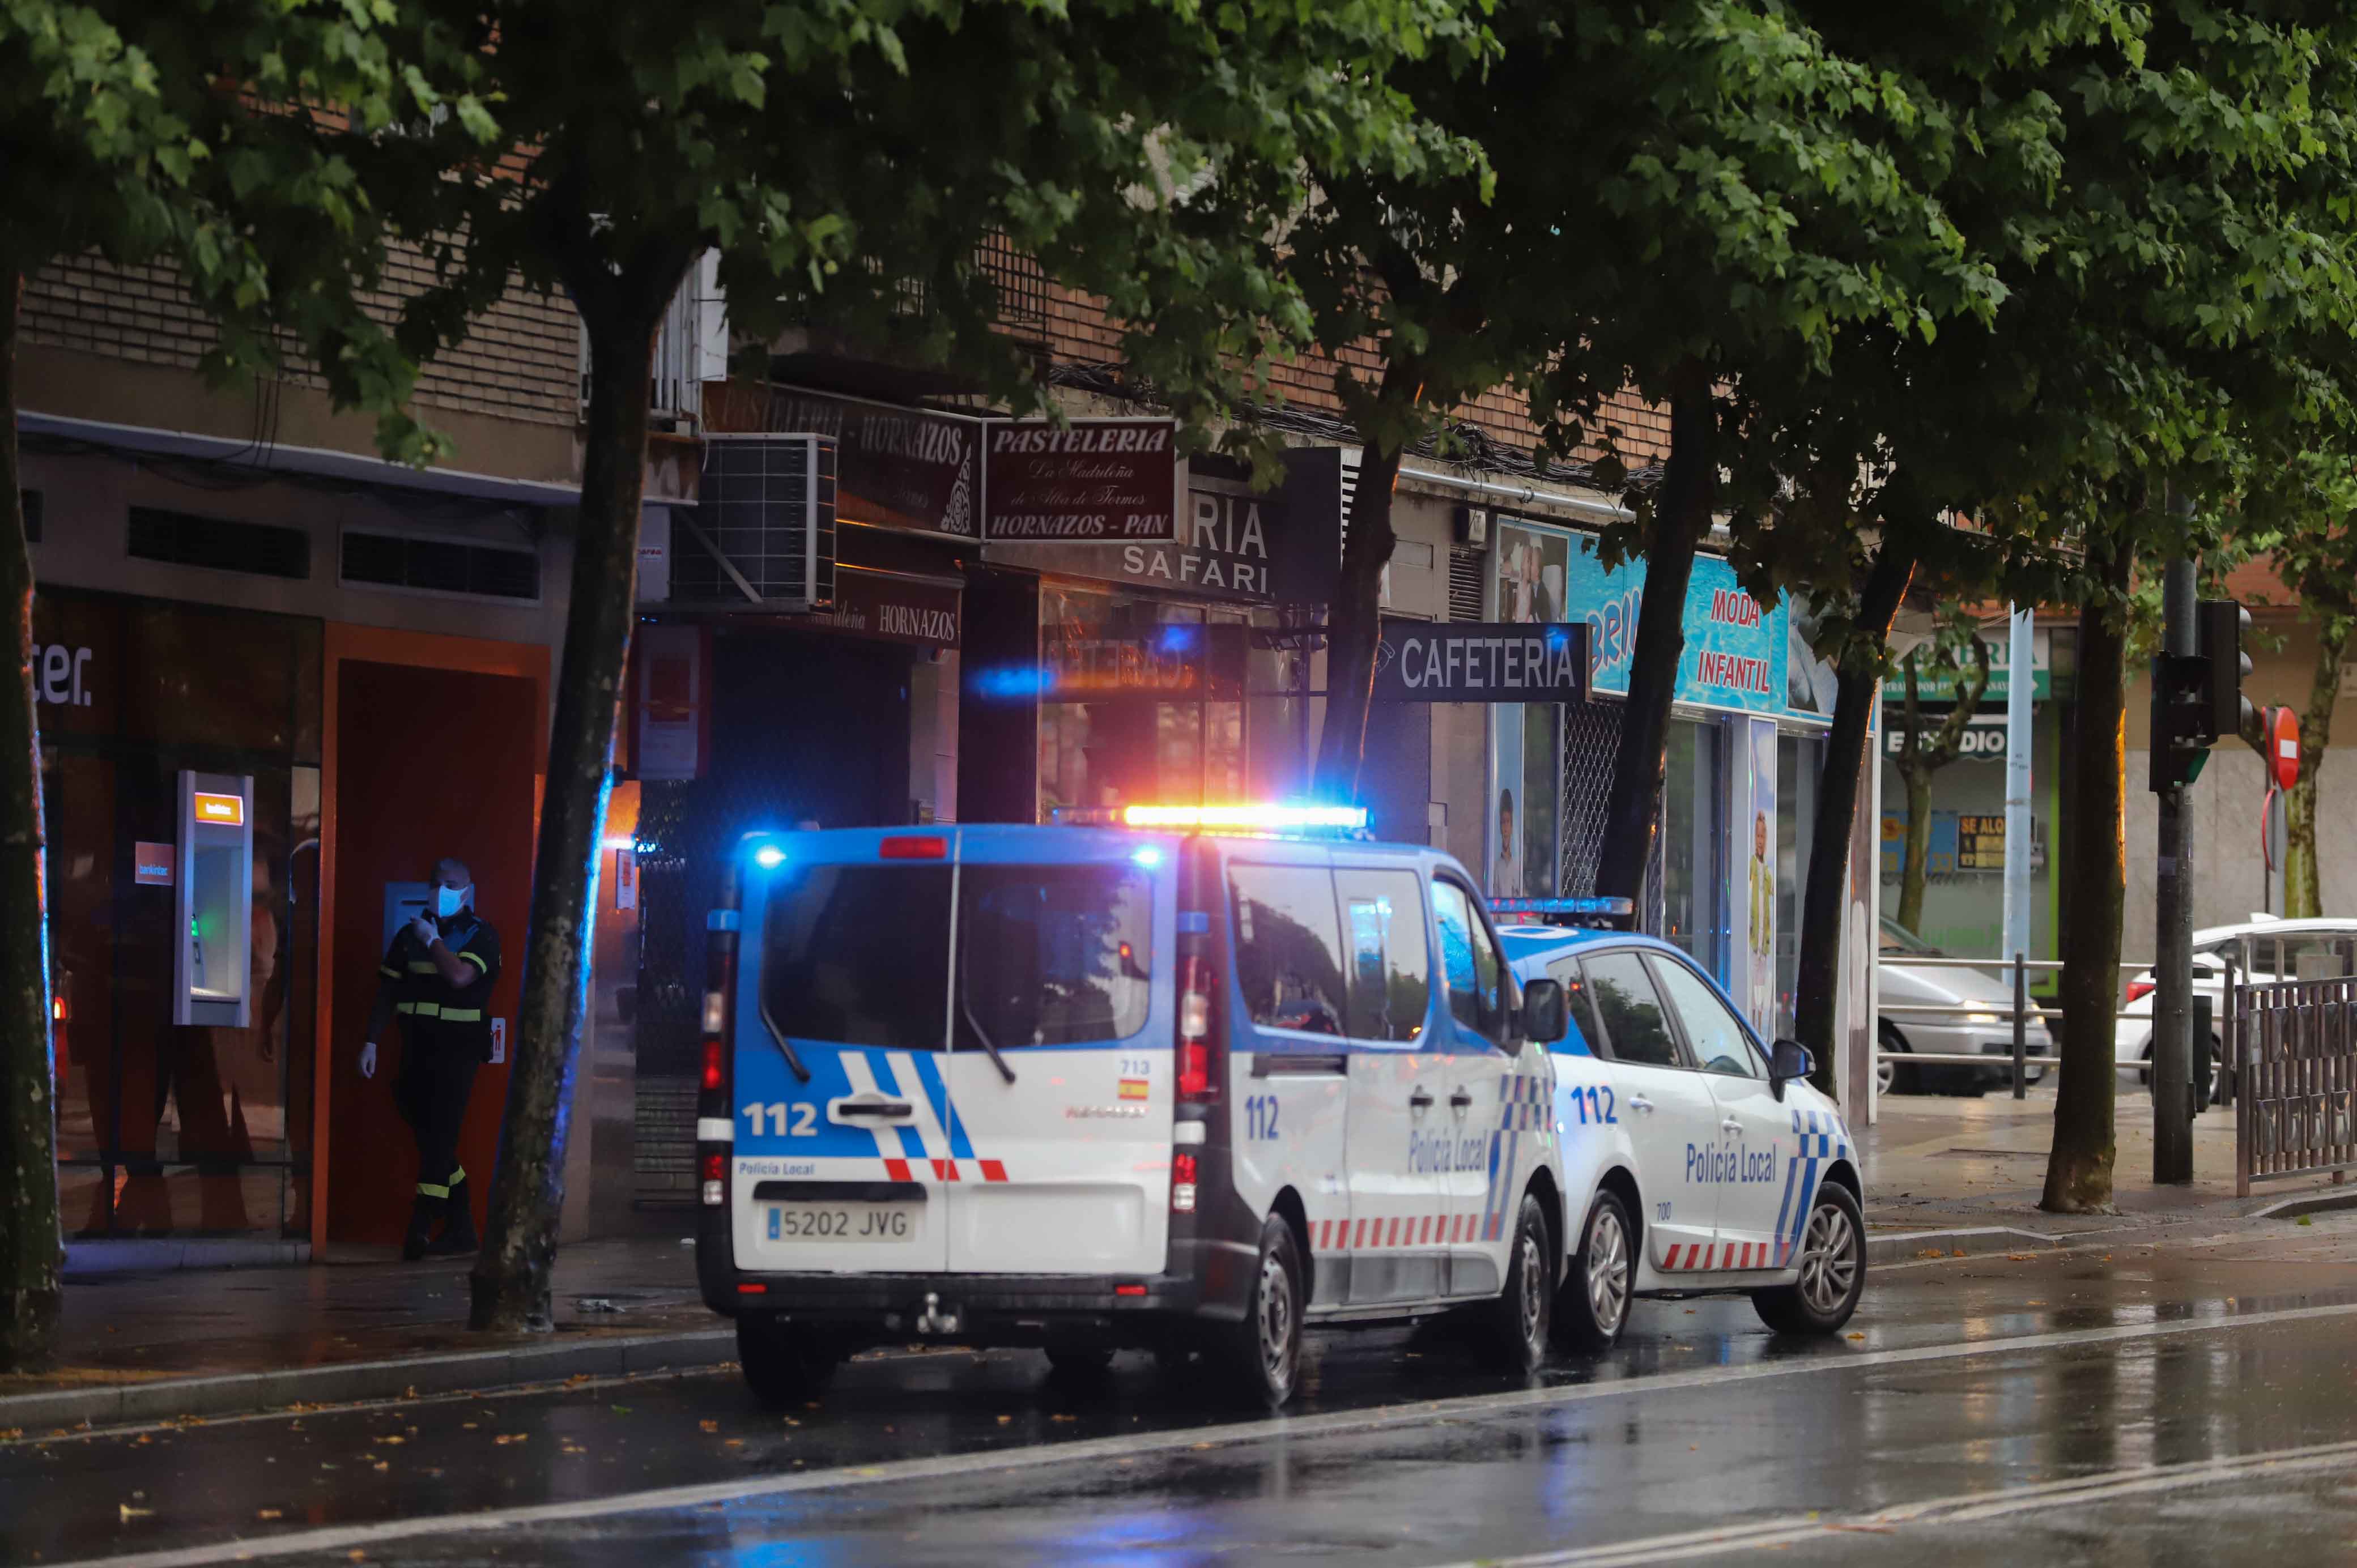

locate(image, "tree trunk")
(1312, 358), (1420, 800)
(0, 267), (62, 1371)
(2283, 616), (2346, 919)
(1897, 765), (1933, 931)
(470, 282), (670, 1332)
(2043, 541), (2130, 1213)
(1792, 541), (1914, 1098)
(1595, 372), (1713, 904)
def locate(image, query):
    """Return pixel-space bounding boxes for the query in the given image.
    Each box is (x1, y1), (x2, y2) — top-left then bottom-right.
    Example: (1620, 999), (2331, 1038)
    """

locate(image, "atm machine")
(173, 770), (254, 1028)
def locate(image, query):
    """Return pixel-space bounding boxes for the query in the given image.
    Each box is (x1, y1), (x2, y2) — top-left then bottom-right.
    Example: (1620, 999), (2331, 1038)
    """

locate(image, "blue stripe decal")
(865, 1050), (925, 1161)
(908, 1051), (974, 1161)
(707, 909), (740, 931)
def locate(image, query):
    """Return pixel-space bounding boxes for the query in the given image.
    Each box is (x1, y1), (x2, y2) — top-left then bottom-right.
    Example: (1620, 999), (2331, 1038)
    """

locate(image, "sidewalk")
(7, 1096), (2351, 1433)
(1858, 1084), (2357, 1245)
(0, 1234), (729, 1431)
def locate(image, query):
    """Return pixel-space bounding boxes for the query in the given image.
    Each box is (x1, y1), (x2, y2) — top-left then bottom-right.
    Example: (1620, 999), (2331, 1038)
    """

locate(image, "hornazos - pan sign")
(982, 417), (1177, 542)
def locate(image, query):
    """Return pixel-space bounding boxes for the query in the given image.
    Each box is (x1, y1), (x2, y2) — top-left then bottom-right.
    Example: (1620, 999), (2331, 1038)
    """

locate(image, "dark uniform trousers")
(381, 913), (501, 1246)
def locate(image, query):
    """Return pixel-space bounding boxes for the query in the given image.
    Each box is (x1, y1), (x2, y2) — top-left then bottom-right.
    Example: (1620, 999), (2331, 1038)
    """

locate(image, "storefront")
(24, 451), (570, 1256)
(1473, 515), (1839, 1041)
(960, 455), (1348, 823)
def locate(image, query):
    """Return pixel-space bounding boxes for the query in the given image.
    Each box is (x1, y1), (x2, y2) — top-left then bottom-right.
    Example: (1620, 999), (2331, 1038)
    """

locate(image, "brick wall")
(1041, 280), (1674, 470)
(22, 246), (578, 432)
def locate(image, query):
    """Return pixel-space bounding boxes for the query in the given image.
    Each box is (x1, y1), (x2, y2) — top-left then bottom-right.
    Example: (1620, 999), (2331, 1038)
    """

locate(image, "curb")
(0, 1327), (734, 1434)
(2251, 1188), (2357, 1221)
(1863, 1226), (2067, 1266)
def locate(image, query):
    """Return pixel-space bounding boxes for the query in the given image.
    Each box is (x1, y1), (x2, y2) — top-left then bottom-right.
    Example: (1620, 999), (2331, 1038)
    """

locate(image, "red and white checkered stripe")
(879, 1158), (1008, 1183)
(1309, 1212), (1484, 1252)
(1658, 1241), (1774, 1272)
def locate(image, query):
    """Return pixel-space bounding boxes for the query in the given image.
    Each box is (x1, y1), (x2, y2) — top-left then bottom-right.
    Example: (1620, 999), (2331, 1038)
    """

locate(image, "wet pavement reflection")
(11, 1222), (2357, 1566)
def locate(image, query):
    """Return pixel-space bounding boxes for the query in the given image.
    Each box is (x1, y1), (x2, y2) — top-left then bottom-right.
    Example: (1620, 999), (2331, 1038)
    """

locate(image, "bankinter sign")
(981, 418), (1177, 541)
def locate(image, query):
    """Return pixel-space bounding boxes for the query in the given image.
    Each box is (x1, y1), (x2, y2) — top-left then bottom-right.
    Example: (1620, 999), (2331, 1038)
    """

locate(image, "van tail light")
(699, 877), (741, 1212)
(1171, 1151), (1198, 1213)
(700, 1037), (726, 1092)
(2125, 978), (2155, 1005)
(1176, 954), (1220, 1102)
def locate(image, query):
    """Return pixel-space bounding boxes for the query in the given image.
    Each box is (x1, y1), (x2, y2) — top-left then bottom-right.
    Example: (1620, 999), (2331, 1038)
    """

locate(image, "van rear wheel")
(737, 1314), (839, 1407)
(1215, 1216), (1304, 1408)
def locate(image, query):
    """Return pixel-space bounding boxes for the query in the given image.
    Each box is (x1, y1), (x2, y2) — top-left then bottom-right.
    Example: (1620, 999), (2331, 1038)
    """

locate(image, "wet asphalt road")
(11, 1218), (2357, 1567)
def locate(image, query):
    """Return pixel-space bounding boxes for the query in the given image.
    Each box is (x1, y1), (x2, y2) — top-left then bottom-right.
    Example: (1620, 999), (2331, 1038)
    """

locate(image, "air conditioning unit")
(671, 433), (837, 610)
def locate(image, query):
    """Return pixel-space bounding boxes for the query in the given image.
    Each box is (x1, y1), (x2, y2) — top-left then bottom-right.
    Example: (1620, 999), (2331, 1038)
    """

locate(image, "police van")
(1490, 906), (1866, 1348)
(694, 806), (1579, 1407)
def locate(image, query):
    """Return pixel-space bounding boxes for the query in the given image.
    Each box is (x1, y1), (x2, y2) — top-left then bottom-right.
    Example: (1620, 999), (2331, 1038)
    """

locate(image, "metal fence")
(2231, 973), (2357, 1195)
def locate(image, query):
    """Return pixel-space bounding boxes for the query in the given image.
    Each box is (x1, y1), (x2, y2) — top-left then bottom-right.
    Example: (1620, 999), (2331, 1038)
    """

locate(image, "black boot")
(426, 1175), (477, 1255)
(402, 1192), (441, 1261)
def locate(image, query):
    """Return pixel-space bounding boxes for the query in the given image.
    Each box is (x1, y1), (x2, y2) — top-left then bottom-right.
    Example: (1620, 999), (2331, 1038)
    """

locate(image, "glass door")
(1662, 718), (1728, 984)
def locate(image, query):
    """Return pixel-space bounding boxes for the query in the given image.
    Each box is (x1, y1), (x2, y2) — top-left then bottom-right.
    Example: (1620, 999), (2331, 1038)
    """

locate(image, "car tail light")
(1176, 954), (1220, 1102)
(1172, 1151), (1198, 1213)
(1114, 1284), (1148, 1297)
(700, 1038), (725, 1093)
(2126, 978), (2155, 1004)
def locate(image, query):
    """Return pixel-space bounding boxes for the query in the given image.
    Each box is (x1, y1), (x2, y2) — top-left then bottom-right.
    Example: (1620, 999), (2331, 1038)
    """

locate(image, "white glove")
(408, 914), (440, 949)
(360, 1041), (378, 1079)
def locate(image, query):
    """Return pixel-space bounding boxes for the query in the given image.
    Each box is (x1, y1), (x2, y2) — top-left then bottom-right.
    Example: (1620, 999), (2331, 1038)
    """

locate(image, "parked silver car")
(1878, 918), (2052, 1095)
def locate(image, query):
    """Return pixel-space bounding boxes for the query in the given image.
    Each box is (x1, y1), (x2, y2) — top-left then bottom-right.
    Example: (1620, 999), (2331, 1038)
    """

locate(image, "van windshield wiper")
(757, 998), (812, 1084)
(960, 988), (1018, 1085)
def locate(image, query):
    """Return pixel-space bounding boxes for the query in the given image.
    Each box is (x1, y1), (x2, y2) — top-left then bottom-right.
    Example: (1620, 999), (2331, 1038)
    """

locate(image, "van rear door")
(730, 835), (956, 1274)
(942, 832), (1174, 1277)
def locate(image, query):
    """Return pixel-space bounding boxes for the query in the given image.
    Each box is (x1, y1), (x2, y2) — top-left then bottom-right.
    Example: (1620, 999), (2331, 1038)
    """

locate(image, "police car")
(694, 805), (1581, 1408)
(1490, 904), (1866, 1347)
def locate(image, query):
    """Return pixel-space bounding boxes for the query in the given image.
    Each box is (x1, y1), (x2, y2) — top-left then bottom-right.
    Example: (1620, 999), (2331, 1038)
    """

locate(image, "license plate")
(767, 1203), (918, 1243)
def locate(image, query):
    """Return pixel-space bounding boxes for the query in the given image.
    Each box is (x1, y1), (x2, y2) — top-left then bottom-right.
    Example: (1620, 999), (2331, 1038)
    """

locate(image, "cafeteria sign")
(1371, 621), (1590, 703)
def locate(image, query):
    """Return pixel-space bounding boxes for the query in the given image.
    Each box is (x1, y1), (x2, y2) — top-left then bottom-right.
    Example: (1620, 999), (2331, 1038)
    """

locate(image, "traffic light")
(2150, 598), (2253, 792)
(2197, 598), (2253, 740)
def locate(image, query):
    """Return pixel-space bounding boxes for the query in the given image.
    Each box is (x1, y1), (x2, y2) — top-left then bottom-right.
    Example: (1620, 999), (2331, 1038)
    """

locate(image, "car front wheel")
(1751, 1182), (1866, 1336)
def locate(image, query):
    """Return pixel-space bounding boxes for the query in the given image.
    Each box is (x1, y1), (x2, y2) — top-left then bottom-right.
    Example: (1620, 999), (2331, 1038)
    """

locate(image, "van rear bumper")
(698, 1225), (1257, 1345)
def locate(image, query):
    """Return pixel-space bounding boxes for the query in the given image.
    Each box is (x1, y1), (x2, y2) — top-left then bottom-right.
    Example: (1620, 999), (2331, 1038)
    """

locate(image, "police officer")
(359, 858), (501, 1260)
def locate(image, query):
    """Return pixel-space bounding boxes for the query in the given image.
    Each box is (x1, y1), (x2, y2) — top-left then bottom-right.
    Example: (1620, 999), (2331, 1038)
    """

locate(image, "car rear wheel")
(1477, 1194), (1553, 1374)
(1552, 1189), (1632, 1354)
(1751, 1182), (1866, 1336)
(1214, 1216), (1304, 1408)
(737, 1315), (840, 1407)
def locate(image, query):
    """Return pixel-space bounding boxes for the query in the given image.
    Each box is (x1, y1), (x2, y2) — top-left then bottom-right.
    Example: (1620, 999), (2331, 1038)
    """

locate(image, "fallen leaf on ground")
(256, 1509), (282, 1521)
(1846, 1332), (1866, 1341)
(119, 1505), (152, 1522)
(699, 1420), (719, 1434)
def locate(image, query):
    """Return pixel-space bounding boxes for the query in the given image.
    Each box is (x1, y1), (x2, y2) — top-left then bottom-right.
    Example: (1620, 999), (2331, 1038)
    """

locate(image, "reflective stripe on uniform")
(408, 961), (440, 974)
(416, 1181), (450, 1198)
(458, 952), (488, 974)
(448, 1167), (465, 1185)
(440, 1008), (482, 1022)
(380, 965), (403, 979)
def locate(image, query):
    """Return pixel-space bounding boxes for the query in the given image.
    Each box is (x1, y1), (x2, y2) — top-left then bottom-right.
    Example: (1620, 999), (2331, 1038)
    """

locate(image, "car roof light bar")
(1050, 803), (1371, 835)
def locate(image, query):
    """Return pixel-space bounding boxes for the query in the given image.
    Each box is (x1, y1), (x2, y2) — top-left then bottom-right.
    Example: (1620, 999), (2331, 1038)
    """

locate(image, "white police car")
(694, 806), (1580, 1408)
(1492, 905), (1867, 1346)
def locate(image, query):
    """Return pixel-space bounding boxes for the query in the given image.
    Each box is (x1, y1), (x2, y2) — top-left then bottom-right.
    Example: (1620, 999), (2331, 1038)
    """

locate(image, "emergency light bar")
(1052, 803), (1370, 834)
(1491, 896), (1637, 928)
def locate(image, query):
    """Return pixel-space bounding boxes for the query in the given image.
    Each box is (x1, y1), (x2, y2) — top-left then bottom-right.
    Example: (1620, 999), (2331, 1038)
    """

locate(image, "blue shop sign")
(1563, 538), (1796, 716)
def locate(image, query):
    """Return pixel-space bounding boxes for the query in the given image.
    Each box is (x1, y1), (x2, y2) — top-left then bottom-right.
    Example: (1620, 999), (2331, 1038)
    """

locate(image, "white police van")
(694, 806), (1579, 1407)
(1490, 906), (1866, 1347)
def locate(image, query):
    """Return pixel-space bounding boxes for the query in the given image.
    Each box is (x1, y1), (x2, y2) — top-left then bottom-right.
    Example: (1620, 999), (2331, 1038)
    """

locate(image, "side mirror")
(1520, 978), (1567, 1047)
(1769, 1037), (1813, 1100)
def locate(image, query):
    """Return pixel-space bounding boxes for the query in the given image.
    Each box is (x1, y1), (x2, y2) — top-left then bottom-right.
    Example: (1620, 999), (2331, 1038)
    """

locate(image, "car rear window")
(958, 865), (1153, 1046)
(761, 865), (952, 1048)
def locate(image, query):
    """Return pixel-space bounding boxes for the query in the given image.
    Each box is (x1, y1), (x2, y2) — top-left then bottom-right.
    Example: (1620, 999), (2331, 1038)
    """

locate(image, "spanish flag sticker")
(1118, 1078), (1151, 1101)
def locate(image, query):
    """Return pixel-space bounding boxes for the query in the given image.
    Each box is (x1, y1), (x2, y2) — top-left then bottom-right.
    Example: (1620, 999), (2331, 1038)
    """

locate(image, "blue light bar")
(1491, 897), (1636, 923)
(1050, 803), (1369, 835)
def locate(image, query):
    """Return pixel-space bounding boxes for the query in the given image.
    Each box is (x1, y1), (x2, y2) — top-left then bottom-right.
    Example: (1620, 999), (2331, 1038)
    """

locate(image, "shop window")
(1228, 863), (1347, 1036)
(342, 529), (542, 602)
(1662, 718), (1728, 981)
(127, 506), (310, 580)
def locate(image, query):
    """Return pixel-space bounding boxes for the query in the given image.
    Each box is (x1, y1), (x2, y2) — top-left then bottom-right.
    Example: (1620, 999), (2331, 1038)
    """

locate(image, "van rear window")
(959, 866), (1152, 1047)
(761, 866), (952, 1048)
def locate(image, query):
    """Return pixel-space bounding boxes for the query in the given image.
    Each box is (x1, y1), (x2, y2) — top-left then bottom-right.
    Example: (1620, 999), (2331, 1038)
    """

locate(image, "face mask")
(432, 884), (473, 919)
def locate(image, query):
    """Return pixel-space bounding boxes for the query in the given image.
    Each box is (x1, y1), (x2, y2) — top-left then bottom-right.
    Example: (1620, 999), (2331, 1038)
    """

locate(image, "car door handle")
(1409, 1087), (1435, 1111)
(832, 1097), (914, 1122)
(1449, 1087), (1474, 1111)
(1626, 1094), (1655, 1114)
(1721, 1118), (1743, 1133)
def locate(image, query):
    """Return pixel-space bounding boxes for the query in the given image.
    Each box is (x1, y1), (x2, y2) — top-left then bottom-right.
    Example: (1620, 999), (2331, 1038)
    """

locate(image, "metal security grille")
(1558, 699), (1623, 898)
(1448, 544), (1484, 621)
(678, 434), (837, 607)
(2232, 965), (2357, 1195)
(341, 530), (541, 601)
(632, 777), (713, 1205)
(127, 506), (310, 580)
